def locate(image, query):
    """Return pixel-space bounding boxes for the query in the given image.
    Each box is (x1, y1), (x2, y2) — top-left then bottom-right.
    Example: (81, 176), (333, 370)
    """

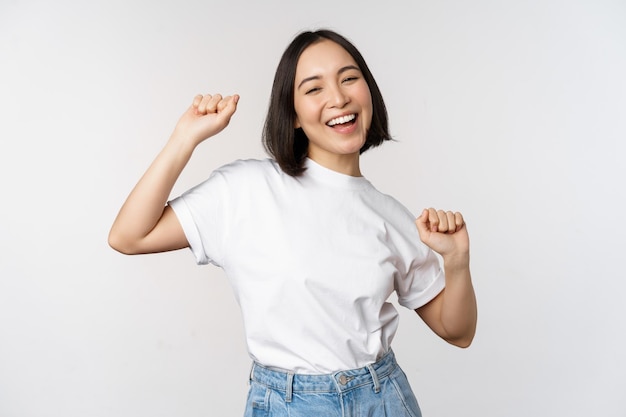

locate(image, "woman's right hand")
(173, 93), (240, 147)
(109, 92), (239, 255)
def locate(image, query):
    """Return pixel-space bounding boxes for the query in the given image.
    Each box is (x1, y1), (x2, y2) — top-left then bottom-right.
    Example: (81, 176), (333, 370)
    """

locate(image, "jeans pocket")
(244, 381), (270, 417)
(388, 368), (422, 417)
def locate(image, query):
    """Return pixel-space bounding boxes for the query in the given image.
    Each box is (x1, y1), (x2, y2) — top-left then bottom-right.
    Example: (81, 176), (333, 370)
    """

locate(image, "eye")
(342, 75), (359, 84)
(305, 86), (321, 95)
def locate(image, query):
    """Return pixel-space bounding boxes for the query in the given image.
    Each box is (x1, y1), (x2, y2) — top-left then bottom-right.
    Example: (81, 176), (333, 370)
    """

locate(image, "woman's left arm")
(414, 208), (477, 348)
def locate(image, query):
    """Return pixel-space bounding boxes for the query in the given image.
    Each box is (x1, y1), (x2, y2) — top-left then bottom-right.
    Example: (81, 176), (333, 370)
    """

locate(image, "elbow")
(444, 310), (478, 349)
(108, 234), (129, 254)
(447, 334), (475, 349)
(108, 230), (140, 255)
(444, 324), (476, 348)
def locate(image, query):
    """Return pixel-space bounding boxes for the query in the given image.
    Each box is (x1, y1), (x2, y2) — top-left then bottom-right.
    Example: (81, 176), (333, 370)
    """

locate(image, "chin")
(343, 140), (367, 154)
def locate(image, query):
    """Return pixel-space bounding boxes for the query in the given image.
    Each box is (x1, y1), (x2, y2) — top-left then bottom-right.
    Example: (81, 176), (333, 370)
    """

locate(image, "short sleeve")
(168, 170), (230, 267)
(395, 247), (445, 310)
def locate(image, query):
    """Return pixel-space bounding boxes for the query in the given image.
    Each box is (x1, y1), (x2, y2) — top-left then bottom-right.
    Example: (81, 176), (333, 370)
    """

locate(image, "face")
(293, 40), (373, 175)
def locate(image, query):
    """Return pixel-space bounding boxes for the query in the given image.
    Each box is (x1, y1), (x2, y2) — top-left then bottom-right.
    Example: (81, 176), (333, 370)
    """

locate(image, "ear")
(294, 117), (301, 129)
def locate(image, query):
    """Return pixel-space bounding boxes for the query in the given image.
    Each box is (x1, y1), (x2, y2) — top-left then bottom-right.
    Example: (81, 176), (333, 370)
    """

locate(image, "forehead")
(295, 40), (358, 78)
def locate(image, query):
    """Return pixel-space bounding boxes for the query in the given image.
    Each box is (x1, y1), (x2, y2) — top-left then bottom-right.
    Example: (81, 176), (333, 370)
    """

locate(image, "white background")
(1, 0), (625, 416)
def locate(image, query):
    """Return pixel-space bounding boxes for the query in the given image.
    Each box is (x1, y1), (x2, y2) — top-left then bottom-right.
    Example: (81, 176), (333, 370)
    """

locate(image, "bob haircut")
(262, 29), (392, 177)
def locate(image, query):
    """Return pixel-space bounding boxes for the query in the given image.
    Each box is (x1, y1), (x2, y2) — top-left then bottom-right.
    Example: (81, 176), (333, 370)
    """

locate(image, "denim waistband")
(250, 350), (398, 399)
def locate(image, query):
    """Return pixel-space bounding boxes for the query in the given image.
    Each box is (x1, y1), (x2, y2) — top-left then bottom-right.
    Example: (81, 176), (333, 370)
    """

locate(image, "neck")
(308, 153), (362, 177)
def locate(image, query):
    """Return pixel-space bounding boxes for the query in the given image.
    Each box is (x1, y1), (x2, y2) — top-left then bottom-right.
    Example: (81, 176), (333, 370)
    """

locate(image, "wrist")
(167, 131), (200, 155)
(442, 252), (470, 273)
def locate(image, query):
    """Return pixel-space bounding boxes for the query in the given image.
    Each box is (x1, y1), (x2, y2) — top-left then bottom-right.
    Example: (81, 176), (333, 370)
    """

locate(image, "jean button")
(338, 375), (348, 385)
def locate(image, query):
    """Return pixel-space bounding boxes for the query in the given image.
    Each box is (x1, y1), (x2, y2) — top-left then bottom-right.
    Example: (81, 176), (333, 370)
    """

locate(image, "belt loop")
(367, 364), (381, 393)
(249, 363), (255, 384)
(286, 372), (294, 403)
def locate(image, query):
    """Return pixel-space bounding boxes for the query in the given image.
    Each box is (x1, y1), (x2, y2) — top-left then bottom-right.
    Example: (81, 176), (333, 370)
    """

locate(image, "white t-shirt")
(169, 157), (444, 374)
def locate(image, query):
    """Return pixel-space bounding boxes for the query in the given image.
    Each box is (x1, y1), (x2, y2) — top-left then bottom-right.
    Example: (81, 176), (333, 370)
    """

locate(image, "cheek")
(293, 103), (304, 129)
(355, 87), (373, 117)
(359, 97), (373, 127)
(294, 101), (319, 126)
(364, 99), (374, 127)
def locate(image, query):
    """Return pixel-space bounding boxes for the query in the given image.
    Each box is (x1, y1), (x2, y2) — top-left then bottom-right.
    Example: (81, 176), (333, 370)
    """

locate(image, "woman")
(109, 29), (477, 417)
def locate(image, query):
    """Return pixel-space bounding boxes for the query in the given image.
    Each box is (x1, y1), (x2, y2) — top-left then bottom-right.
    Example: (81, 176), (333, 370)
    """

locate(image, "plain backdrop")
(1, 0), (625, 416)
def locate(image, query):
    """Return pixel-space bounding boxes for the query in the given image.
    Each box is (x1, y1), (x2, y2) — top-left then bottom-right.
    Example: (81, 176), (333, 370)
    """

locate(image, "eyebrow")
(296, 65), (361, 90)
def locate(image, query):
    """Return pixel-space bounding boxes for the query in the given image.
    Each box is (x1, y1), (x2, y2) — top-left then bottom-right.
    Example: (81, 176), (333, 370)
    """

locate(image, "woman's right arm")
(108, 93), (239, 255)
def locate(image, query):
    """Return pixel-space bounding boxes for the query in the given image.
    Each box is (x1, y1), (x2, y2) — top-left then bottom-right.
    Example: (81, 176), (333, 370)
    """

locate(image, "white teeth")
(327, 114), (356, 126)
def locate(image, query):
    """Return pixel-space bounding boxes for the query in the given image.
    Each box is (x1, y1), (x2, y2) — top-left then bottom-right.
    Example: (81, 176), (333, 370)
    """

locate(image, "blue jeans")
(244, 350), (422, 417)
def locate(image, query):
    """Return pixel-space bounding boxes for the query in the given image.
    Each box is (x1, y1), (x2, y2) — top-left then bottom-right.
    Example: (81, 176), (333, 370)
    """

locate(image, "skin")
(109, 40), (477, 349)
(415, 208), (477, 348)
(108, 93), (239, 255)
(293, 39), (372, 177)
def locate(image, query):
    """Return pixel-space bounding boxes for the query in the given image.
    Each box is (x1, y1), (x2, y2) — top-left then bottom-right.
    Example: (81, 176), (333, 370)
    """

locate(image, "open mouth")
(326, 114), (357, 127)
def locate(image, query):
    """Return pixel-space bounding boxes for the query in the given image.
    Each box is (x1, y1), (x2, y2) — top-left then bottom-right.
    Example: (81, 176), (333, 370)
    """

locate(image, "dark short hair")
(262, 29), (392, 176)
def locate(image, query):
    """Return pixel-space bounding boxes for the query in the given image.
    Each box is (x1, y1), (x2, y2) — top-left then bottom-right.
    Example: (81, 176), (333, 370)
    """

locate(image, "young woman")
(109, 29), (477, 417)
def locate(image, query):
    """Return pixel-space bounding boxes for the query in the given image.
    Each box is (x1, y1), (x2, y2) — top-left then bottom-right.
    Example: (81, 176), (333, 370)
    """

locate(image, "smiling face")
(293, 39), (373, 176)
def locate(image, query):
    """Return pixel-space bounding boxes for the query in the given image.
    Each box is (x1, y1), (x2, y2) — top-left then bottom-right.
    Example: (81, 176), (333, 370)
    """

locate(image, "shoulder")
(214, 158), (282, 180)
(179, 158), (281, 199)
(206, 158), (294, 198)
(365, 183), (417, 222)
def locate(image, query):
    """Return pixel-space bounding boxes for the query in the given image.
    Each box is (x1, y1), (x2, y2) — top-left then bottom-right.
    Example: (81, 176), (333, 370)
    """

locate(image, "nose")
(328, 85), (350, 108)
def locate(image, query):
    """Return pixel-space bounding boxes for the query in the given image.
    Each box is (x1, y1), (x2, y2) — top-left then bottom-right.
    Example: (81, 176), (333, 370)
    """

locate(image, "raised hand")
(173, 93), (240, 147)
(414, 208), (476, 348)
(108, 92), (239, 255)
(415, 208), (470, 264)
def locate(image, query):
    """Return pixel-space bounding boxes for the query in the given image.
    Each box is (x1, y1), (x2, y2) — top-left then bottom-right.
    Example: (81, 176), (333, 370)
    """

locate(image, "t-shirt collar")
(304, 158), (371, 190)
